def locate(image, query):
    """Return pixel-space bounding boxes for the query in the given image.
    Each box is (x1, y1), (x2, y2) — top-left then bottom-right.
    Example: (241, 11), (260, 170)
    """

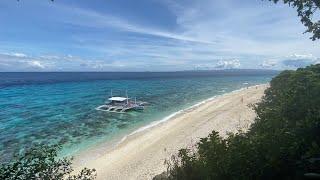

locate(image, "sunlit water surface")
(0, 71), (277, 162)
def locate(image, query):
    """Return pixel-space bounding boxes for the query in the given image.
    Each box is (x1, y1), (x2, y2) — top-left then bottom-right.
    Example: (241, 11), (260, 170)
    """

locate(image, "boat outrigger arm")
(96, 90), (147, 113)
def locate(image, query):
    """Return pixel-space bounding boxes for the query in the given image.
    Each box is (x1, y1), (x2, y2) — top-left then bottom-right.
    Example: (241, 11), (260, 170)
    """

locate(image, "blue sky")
(0, 0), (319, 71)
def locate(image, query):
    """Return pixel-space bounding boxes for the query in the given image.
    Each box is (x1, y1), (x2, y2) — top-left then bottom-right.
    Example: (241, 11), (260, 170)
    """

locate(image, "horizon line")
(0, 69), (280, 73)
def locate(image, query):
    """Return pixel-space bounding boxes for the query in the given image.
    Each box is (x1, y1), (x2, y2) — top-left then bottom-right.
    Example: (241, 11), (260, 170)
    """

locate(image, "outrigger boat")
(96, 90), (147, 113)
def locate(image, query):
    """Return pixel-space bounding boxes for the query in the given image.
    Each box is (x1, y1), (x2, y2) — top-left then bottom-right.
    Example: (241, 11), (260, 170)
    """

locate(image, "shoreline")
(72, 84), (262, 164)
(74, 84), (268, 179)
(115, 83), (266, 148)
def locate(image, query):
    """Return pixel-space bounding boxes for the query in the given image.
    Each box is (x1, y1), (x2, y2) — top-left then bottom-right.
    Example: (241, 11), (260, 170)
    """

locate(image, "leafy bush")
(157, 64), (320, 180)
(0, 144), (96, 180)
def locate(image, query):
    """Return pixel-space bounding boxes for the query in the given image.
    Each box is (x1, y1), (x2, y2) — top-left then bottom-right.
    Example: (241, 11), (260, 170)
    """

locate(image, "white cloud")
(62, 5), (215, 44)
(260, 60), (277, 68)
(0, 62), (9, 67)
(62, 0), (319, 71)
(193, 59), (241, 70)
(1, 0), (319, 71)
(1, 52), (28, 58)
(39, 55), (60, 60)
(214, 59), (241, 69)
(160, 0), (320, 57)
(282, 54), (319, 68)
(28, 61), (45, 69)
(12, 53), (27, 58)
(0, 52), (51, 71)
(258, 54), (319, 70)
(287, 54), (317, 60)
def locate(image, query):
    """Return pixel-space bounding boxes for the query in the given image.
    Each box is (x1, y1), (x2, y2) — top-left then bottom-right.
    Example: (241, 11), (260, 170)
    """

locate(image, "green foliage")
(268, 0), (320, 41)
(159, 64), (320, 180)
(0, 144), (96, 180)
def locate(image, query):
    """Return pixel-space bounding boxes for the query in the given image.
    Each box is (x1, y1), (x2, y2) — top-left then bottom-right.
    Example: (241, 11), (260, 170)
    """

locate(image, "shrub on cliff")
(157, 64), (320, 180)
(0, 144), (96, 180)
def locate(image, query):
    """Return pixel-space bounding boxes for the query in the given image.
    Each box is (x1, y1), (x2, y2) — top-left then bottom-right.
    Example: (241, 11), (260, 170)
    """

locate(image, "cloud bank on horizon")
(0, 0), (319, 71)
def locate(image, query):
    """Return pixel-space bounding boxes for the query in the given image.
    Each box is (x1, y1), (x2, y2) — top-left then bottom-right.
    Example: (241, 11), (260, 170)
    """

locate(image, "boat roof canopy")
(108, 97), (129, 101)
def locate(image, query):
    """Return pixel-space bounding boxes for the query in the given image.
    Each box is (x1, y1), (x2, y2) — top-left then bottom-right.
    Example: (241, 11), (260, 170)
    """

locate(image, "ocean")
(0, 70), (277, 162)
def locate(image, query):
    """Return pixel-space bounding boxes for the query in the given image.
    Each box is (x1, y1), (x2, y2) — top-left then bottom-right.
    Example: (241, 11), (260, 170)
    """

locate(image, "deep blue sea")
(0, 70), (277, 162)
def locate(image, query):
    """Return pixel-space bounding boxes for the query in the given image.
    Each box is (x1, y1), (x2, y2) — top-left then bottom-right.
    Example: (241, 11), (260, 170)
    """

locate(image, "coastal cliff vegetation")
(154, 64), (320, 179)
(0, 144), (96, 180)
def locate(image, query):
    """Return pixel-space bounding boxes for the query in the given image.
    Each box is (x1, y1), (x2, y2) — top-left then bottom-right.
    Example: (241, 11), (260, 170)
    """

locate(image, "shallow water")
(0, 71), (276, 162)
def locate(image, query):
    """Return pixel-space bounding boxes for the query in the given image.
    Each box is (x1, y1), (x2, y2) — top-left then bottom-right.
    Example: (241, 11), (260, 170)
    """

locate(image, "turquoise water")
(0, 71), (276, 162)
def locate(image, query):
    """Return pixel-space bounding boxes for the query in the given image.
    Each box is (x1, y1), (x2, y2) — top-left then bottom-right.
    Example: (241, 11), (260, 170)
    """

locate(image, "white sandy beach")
(75, 84), (268, 180)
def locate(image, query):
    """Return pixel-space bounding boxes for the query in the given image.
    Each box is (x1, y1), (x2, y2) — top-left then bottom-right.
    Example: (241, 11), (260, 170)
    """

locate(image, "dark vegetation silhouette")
(154, 64), (320, 179)
(0, 144), (96, 180)
(267, 0), (320, 40)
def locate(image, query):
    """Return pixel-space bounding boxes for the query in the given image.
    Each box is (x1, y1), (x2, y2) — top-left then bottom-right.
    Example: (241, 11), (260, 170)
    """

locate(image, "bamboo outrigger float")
(96, 90), (147, 113)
